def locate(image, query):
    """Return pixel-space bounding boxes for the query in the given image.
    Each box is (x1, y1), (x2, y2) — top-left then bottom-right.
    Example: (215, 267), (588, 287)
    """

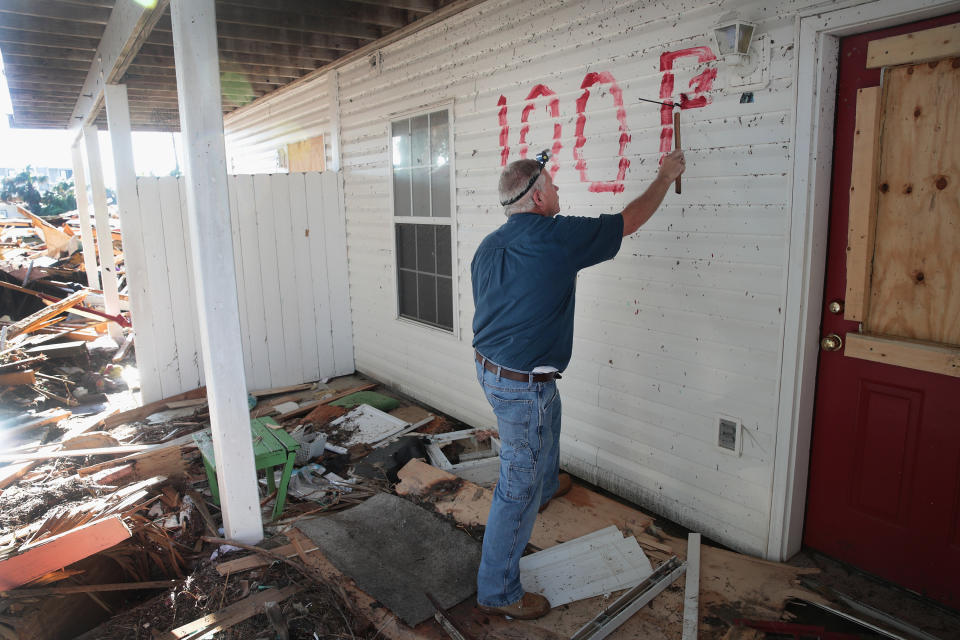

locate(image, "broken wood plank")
(214, 540), (320, 575)
(249, 383), (314, 397)
(102, 386), (207, 429)
(682, 532), (701, 640)
(275, 383), (377, 420)
(77, 444), (188, 479)
(0, 444), (151, 463)
(2, 409), (71, 437)
(396, 459), (653, 550)
(0, 515), (131, 590)
(165, 398), (208, 409)
(153, 585), (300, 640)
(7, 290), (88, 339)
(1, 579), (178, 598)
(0, 370), (36, 386)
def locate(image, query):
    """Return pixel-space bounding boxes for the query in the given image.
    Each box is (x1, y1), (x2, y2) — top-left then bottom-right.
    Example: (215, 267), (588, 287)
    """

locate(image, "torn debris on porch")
(2, 362), (952, 638)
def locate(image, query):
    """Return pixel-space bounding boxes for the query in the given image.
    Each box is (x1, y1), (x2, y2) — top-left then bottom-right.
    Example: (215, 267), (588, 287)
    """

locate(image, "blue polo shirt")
(471, 212), (624, 372)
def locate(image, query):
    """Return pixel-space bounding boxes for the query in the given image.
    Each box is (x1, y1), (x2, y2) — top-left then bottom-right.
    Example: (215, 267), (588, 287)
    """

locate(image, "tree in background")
(1, 166), (44, 213)
(40, 179), (77, 216)
(1, 166), (76, 216)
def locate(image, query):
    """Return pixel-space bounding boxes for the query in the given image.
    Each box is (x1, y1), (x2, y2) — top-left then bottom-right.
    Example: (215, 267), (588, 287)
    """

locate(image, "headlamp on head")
(500, 149), (551, 206)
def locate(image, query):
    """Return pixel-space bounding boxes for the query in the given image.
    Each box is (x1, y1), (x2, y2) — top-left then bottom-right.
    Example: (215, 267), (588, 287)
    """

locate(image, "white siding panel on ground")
(129, 172), (353, 402)
(220, 0), (931, 557)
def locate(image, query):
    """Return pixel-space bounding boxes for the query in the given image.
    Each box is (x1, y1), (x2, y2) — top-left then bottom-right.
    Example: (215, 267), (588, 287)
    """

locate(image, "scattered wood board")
(153, 585), (300, 640)
(249, 383), (314, 397)
(0, 515), (131, 590)
(0, 370), (36, 386)
(1, 579), (178, 598)
(0, 444), (152, 463)
(215, 540), (321, 575)
(102, 387), (207, 430)
(276, 383), (377, 420)
(7, 290), (87, 339)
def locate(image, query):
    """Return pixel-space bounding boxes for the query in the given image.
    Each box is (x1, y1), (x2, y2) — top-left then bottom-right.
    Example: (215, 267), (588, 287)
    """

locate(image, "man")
(470, 148), (686, 619)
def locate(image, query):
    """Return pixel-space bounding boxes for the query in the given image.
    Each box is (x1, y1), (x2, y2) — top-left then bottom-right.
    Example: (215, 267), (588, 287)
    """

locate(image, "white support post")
(682, 532), (701, 640)
(104, 84), (148, 349)
(170, 0), (262, 543)
(70, 140), (100, 291)
(82, 125), (124, 342)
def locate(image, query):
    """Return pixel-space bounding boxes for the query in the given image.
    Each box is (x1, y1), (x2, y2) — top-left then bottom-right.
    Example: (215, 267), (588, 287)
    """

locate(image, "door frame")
(769, 0), (960, 562)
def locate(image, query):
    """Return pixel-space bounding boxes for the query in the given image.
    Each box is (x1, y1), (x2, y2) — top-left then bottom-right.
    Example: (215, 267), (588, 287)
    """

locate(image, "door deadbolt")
(828, 300), (844, 315)
(821, 334), (843, 352)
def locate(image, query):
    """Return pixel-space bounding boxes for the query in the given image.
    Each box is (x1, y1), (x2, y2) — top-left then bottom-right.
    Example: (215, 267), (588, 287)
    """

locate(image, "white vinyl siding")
(222, 0), (885, 557)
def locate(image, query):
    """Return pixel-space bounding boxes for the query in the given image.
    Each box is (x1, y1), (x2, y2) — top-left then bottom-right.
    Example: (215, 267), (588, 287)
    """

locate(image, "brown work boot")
(539, 473), (572, 512)
(477, 592), (551, 620)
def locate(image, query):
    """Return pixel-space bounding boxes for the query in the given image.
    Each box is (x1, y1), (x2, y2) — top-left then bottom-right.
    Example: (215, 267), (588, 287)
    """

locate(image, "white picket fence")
(125, 171), (353, 403)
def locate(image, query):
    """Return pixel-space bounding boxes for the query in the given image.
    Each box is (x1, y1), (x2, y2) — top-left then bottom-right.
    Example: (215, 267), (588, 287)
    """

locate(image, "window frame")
(388, 101), (459, 337)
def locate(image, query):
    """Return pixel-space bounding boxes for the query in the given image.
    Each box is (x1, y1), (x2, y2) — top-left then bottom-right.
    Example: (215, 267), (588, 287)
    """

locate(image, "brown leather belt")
(475, 351), (560, 382)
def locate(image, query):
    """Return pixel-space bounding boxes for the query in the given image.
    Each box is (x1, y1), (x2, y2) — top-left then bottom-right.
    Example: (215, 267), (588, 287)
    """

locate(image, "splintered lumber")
(102, 386), (207, 429)
(2, 409), (71, 438)
(275, 383), (377, 420)
(77, 443), (188, 480)
(1, 580), (179, 598)
(396, 459), (653, 550)
(214, 540), (321, 575)
(153, 586), (300, 640)
(0, 444), (151, 463)
(0, 370), (36, 386)
(0, 515), (131, 590)
(249, 383), (314, 397)
(6, 290), (88, 339)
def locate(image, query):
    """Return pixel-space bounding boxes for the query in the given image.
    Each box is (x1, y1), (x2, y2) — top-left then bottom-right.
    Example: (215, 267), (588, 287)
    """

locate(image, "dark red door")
(804, 14), (960, 609)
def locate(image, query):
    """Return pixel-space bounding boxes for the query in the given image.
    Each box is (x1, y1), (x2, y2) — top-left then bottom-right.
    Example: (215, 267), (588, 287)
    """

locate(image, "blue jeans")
(475, 358), (562, 607)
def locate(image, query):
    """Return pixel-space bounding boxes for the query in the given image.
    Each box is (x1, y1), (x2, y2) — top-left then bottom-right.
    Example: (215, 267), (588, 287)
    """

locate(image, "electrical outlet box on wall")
(716, 415), (743, 456)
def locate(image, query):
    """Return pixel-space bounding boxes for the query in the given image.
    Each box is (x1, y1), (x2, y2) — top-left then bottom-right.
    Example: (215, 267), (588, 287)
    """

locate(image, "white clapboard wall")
(127, 171), (353, 403)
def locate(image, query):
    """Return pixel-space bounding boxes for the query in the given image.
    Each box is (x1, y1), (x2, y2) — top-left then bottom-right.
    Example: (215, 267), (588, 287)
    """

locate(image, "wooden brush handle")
(674, 111), (682, 195)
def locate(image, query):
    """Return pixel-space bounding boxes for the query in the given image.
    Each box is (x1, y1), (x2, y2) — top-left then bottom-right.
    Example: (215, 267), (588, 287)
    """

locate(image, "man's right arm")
(620, 150), (685, 237)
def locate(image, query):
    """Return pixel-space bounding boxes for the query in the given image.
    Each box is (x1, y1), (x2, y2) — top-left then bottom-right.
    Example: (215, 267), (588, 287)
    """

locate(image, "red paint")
(574, 72), (630, 193)
(659, 46), (716, 71)
(497, 95), (509, 166)
(515, 84), (562, 172)
(657, 47), (718, 155)
(804, 11), (960, 610)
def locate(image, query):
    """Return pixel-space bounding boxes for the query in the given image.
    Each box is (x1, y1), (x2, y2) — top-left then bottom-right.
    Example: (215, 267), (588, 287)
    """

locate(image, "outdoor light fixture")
(713, 16), (757, 65)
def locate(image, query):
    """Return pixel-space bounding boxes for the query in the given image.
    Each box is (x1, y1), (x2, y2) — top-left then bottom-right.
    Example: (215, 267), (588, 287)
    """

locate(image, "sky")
(0, 52), (182, 189)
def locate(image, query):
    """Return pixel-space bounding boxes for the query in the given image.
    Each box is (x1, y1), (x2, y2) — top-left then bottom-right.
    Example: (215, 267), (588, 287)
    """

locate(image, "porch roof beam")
(68, 0), (169, 129)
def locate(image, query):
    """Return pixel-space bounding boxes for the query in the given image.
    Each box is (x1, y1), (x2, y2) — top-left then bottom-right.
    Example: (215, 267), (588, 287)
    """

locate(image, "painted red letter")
(575, 71), (631, 193)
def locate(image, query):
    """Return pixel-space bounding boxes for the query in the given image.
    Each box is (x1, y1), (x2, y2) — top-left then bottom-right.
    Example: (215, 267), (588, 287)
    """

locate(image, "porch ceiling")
(0, 0), (454, 131)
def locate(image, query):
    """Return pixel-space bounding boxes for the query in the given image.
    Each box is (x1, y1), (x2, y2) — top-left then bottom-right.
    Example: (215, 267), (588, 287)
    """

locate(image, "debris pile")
(0, 371), (465, 639)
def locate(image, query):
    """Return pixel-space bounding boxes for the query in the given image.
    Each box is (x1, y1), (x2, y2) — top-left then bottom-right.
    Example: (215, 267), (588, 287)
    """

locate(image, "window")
(391, 108), (454, 331)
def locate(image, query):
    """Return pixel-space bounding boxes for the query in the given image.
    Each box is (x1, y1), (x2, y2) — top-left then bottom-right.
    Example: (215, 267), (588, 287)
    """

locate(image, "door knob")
(821, 334), (843, 352)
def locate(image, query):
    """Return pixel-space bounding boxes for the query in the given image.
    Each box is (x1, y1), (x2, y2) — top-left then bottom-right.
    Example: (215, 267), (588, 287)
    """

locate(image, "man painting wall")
(471, 147), (686, 619)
